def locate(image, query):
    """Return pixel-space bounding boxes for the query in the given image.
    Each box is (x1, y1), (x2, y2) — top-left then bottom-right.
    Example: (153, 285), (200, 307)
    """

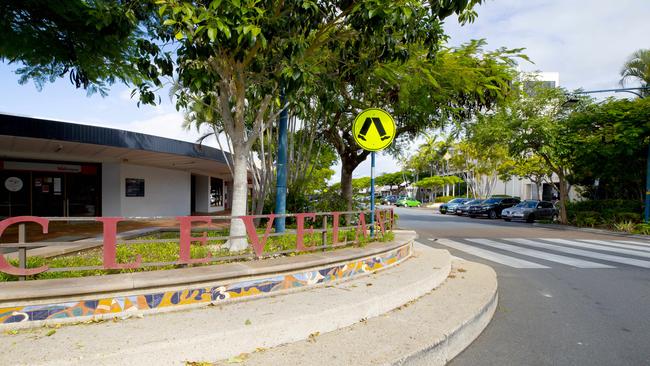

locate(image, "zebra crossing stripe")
(614, 240), (650, 249)
(505, 238), (650, 268)
(579, 239), (650, 253)
(432, 238), (549, 269)
(466, 238), (614, 269)
(542, 238), (650, 259)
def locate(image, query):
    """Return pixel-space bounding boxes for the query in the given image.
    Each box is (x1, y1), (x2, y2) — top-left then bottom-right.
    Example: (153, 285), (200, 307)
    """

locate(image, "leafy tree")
(565, 97), (650, 201)
(467, 80), (591, 223)
(414, 175), (463, 201)
(376, 172), (406, 195)
(351, 177), (372, 193)
(311, 8), (521, 214)
(448, 140), (512, 199)
(620, 49), (650, 97)
(498, 154), (553, 200)
(0, 0), (171, 100)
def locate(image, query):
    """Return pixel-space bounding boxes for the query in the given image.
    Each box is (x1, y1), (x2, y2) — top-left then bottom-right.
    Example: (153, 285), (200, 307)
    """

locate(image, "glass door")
(32, 173), (65, 216)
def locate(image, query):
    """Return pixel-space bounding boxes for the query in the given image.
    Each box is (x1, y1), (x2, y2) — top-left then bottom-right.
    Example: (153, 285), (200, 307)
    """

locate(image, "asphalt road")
(393, 206), (650, 366)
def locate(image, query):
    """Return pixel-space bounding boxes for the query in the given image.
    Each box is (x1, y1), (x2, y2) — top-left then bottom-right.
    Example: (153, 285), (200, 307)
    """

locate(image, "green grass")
(0, 228), (394, 282)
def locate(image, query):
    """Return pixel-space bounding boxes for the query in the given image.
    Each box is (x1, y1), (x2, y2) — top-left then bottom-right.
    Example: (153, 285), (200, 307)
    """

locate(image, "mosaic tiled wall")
(0, 244), (411, 326)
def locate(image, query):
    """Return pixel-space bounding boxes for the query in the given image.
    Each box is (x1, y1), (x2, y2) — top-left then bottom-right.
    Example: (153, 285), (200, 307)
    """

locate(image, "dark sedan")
(468, 197), (520, 219)
(381, 195), (399, 205)
(502, 200), (558, 223)
(455, 199), (484, 216)
(440, 198), (470, 214)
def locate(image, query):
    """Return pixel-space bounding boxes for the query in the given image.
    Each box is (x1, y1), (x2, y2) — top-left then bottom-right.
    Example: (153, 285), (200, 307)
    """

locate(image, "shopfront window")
(210, 177), (223, 207)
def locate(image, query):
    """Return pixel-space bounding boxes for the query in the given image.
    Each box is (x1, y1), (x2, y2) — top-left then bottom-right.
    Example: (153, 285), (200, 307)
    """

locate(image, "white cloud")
(444, 0), (650, 92)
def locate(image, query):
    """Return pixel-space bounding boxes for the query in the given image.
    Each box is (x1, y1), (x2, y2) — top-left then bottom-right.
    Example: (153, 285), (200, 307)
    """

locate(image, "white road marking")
(614, 240), (650, 248)
(542, 238), (650, 259)
(578, 239), (650, 253)
(466, 238), (614, 268)
(505, 238), (650, 268)
(431, 238), (549, 269)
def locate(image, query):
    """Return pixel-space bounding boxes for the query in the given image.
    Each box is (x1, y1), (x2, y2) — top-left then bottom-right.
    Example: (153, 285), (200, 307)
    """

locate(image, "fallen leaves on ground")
(307, 331), (320, 343)
(45, 330), (56, 337)
(226, 353), (249, 363)
(244, 319), (252, 325)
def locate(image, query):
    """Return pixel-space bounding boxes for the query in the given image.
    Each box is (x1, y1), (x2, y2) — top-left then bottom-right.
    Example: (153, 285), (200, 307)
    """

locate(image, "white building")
(0, 114), (235, 218)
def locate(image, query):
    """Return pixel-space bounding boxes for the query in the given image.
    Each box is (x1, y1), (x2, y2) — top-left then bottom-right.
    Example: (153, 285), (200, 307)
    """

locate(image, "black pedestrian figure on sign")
(357, 117), (391, 142)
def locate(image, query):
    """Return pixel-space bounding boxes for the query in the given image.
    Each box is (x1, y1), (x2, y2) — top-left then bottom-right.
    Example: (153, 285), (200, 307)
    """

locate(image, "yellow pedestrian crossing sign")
(352, 108), (396, 151)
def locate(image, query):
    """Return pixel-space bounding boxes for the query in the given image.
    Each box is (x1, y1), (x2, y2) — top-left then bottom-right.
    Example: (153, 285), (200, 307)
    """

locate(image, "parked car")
(439, 198), (470, 214)
(468, 197), (520, 219)
(501, 200), (558, 223)
(455, 199), (484, 216)
(381, 195), (399, 205)
(395, 197), (422, 207)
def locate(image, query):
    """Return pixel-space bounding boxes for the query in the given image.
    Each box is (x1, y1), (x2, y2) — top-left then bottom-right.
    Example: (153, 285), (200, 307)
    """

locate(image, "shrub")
(634, 223), (650, 235)
(435, 195), (454, 203)
(614, 212), (642, 224)
(614, 221), (636, 233)
(566, 200), (642, 228)
(435, 195), (466, 203)
(574, 211), (601, 227)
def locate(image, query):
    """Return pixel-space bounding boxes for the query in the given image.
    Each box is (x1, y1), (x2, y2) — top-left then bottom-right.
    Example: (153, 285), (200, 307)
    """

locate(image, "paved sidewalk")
(214, 257), (497, 366)
(0, 242), (497, 366)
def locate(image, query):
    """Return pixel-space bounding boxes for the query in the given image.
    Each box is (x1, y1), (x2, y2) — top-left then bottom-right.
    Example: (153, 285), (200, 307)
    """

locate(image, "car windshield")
(516, 201), (538, 208)
(483, 198), (503, 204)
(449, 198), (465, 204)
(466, 199), (483, 205)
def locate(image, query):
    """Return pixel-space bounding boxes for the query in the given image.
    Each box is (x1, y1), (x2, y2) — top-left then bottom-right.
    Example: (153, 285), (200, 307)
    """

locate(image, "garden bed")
(1, 228), (393, 282)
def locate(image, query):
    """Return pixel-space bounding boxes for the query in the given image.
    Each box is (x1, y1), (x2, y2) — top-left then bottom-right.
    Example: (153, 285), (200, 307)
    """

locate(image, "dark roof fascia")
(0, 113), (231, 164)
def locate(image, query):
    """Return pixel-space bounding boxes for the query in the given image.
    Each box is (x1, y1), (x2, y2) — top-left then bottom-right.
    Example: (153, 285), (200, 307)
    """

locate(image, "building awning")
(0, 114), (232, 177)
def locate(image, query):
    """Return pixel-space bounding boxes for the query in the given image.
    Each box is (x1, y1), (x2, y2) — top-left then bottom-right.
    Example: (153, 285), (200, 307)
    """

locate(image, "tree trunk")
(557, 170), (569, 225)
(229, 150), (249, 251)
(341, 163), (354, 224)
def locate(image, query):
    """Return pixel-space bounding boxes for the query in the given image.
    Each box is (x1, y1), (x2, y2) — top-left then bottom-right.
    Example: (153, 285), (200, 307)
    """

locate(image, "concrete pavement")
(0, 242), (498, 365)
(215, 257), (497, 366)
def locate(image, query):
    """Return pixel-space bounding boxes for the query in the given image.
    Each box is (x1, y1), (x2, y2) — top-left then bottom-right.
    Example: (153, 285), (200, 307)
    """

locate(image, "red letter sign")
(241, 214), (275, 256)
(331, 212), (342, 245)
(355, 212), (368, 242)
(0, 216), (49, 276)
(375, 210), (386, 235)
(177, 216), (213, 264)
(295, 213), (316, 251)
(96, 217), (142, 269)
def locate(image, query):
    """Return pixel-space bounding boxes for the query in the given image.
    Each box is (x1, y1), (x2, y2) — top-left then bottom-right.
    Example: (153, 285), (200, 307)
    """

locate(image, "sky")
(1, 0), (648, 184)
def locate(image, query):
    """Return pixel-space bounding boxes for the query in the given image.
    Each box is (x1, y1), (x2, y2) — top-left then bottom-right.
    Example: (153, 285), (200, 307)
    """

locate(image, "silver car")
(502, 200), (558, 223)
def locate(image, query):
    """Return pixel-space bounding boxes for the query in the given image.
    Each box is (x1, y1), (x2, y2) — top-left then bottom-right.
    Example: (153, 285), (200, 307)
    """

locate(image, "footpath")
(0, 240), (497, 366)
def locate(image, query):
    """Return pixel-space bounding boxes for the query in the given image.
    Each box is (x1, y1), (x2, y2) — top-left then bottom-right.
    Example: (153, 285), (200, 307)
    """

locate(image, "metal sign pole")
(370, 151), (375, 238)
(275, 90), (288, 233)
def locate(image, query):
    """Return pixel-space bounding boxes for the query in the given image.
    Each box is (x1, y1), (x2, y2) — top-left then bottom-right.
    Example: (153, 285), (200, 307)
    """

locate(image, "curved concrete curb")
(0, 242), (451, 365)
(532, 222), (650, 241)
(396, 265), (497, 365)
(213, 247), (498, 366)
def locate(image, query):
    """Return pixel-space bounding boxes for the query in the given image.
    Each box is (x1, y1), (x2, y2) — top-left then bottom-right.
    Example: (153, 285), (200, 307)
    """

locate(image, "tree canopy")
(0, 0), (171, 98)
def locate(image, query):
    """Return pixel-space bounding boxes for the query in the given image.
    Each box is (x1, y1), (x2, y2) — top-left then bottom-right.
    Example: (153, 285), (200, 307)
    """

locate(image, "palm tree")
(620, 49), (650, 97)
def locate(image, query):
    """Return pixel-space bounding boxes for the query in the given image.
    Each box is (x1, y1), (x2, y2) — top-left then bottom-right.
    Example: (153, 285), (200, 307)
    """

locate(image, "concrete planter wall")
(0, 232), (414, 329)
